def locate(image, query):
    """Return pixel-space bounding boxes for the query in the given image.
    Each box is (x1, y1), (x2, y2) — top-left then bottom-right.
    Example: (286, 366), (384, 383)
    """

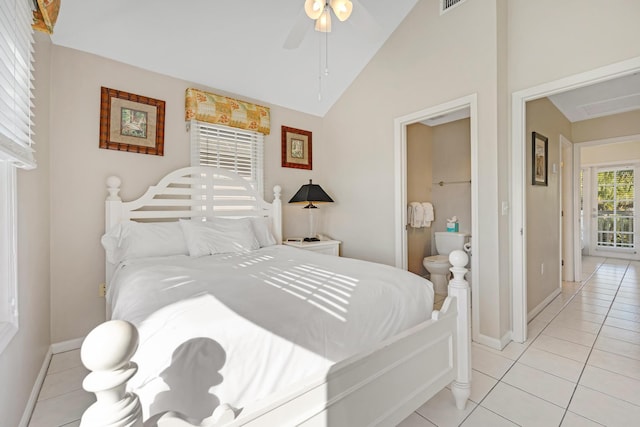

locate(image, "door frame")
(394, 93), (480, 342)
(511, 56), (640, 343)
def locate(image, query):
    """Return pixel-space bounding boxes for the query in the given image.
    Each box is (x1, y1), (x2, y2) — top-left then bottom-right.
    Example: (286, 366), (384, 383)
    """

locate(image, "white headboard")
(104, 166), (282, 283)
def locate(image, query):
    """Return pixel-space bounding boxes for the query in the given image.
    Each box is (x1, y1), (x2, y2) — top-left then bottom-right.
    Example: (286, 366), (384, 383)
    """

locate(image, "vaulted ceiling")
(51, 0), (419, 117)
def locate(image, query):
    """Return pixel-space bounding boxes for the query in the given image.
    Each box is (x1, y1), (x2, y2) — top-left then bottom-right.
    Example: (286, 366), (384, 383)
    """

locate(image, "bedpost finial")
(106, 176), (122, 201)
(273, 185), (282, 200)
(81, 320), (139, 372)
(80, 320), (143, 426)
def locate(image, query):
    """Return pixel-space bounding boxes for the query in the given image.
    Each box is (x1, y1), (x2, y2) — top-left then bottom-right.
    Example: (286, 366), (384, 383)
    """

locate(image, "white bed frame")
(82, 166), (471, 427)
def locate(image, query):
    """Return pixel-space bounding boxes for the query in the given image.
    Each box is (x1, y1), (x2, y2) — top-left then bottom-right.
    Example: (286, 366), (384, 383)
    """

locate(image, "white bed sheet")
(108, 245), (434, 421)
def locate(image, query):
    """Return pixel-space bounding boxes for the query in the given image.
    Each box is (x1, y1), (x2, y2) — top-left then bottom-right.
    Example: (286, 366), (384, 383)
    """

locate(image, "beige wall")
(406, 123), (433, 275)
(431, 118), (472, 240)
(581, 140), (640, 165)
(0, 33), (52, 426)
(525, 98), (571, 313)
(573, 110), (640, 144)
(406, 119), (472, 277)
(49, 46), (324, 342)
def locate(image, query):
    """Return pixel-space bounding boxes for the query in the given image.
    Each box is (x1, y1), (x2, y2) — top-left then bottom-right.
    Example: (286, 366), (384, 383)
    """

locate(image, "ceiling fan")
(283, 0), (378, 49)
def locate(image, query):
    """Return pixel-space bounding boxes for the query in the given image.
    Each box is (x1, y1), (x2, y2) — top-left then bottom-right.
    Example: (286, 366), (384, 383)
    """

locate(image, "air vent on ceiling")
(440, 0), (467, 14)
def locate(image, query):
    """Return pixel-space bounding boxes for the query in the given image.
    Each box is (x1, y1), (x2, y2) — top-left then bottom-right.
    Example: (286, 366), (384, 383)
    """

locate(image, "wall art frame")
(532, 131), (548, 186)
(99, 87), (165, 156)
(281, 126), (312, 170)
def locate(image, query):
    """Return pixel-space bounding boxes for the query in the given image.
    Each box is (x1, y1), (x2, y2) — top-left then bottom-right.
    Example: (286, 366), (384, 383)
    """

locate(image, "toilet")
(423, 231), (470, 295)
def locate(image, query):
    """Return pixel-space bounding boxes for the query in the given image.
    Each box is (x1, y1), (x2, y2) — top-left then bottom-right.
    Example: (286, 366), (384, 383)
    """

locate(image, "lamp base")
(304, 237), (320, 242)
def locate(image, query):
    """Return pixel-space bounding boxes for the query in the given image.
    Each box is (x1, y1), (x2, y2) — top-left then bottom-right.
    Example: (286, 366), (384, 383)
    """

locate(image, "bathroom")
(406, 115), (471, 294)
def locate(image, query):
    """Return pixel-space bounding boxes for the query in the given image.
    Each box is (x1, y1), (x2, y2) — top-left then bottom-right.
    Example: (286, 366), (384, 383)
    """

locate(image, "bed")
(80, 167), (471, 427)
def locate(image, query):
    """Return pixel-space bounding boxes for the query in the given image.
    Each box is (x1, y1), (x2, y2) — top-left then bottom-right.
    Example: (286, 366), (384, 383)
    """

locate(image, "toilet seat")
(423, 254), (449, 265)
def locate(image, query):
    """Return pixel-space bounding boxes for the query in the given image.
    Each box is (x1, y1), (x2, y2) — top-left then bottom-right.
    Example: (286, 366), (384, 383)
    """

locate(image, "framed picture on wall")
(99, 87), (166, 156)
(532, 131), (548, 186)
(281, 126), (312, 170)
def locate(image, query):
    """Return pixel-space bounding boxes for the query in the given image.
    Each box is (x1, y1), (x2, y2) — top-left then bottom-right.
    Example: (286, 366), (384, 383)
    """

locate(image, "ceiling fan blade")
(283, 7), (312, 50)
(349, 0), (382, 41)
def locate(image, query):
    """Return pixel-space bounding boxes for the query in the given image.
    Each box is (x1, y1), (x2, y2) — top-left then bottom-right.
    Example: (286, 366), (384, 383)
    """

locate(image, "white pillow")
(250, 217), (277, 247)
(180, 218), (260, 257)
(101, 221), (188, 264)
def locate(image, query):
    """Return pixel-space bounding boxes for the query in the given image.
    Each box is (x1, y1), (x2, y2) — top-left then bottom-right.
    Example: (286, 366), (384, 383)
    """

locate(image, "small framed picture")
(99, 87), (165, 156)
(281, 126), (312, 170)
(532, 131), (548, 186)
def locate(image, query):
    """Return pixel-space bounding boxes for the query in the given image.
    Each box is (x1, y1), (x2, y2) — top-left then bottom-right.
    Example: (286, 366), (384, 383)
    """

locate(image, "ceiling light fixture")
(304, 1), (353, 101)
(305, 0), (353, 31)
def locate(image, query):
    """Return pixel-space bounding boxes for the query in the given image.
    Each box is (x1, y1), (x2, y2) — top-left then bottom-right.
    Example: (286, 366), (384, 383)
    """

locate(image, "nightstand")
(283, 240), (341, 256)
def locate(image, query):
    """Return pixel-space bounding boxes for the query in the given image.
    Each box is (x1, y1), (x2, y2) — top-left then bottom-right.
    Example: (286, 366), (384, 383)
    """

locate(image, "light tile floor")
(28, 256), (640, 426)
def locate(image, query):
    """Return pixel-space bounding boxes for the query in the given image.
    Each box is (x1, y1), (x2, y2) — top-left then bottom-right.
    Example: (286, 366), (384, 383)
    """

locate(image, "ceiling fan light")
(305, 0), (325, 20)
(315, 9), (332, 32)
(330, 0), (353, 21)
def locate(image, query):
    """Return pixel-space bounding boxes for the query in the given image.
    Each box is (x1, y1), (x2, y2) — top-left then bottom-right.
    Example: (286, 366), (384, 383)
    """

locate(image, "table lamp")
(288, 179), (334, 241)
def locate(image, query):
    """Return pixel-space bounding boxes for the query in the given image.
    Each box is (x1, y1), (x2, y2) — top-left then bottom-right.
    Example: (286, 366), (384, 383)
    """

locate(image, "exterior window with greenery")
(596, 167), (634, 249)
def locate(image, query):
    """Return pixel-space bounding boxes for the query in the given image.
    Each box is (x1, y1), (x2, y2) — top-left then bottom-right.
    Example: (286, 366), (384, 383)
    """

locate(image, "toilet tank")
(435, 231), (470, 255)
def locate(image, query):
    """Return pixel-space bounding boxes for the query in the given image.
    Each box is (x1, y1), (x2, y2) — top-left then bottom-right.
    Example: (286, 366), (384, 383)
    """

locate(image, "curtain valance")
(33, 0), (61, 34)
(185, 88), (271, 135)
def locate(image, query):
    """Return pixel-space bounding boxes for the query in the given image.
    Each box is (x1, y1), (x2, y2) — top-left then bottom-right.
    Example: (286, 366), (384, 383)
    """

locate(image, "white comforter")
(108, 245), (434, 421)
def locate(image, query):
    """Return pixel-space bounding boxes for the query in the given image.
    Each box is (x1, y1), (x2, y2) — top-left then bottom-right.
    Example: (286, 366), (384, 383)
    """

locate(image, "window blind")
(0, 0), (35, 169)
(190, 120), (264, 195)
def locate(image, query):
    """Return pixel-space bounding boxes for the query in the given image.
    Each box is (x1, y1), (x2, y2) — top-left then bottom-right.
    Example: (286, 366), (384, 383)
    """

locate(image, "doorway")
(394, 94), (480, 342)
(511, 57), (640, 343)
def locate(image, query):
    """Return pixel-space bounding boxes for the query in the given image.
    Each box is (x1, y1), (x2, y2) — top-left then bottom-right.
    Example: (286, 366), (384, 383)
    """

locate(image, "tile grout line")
(558, 258), (631, 426)
(449, 259), (608, 426)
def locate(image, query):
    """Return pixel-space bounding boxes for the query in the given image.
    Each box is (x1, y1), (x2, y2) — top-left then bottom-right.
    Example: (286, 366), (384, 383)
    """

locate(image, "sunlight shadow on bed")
(256, 264), (359, 323)
(148, 337), (226, 423)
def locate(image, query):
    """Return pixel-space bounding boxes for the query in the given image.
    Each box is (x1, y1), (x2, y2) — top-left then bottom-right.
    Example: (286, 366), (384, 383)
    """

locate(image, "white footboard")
(80, 251), (471, 427)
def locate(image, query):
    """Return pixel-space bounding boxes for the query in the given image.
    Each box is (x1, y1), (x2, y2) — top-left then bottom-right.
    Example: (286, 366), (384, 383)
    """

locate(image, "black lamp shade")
(288, 179), (334, 208)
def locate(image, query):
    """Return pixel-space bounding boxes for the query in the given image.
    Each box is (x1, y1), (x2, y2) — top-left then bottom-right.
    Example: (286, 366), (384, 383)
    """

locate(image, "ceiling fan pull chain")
(325, 29), (330, 76)
(318, 33), (323, 101)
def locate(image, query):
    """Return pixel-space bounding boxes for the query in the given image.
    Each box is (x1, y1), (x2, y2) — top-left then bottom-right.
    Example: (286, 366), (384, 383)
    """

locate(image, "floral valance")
(32, 0), (61, 34)
(185, 88), (271, 135)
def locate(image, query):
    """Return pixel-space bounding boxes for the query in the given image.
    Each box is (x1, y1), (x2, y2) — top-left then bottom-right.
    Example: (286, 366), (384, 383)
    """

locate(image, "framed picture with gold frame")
(99, 87), (165, 156)
(281, 126), (312, 170)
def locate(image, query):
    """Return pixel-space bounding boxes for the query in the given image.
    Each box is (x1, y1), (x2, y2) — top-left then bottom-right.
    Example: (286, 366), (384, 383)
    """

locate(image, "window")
(189, 120), (264, 195)
(0, 0), (36, 353)
(596, 167), (634, 250)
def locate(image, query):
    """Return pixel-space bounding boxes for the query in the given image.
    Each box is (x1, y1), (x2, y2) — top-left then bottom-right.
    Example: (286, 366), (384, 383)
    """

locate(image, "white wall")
(48, 46), (324, 342)
(0, 33), (52, 427)
(322, 0), (507, 343)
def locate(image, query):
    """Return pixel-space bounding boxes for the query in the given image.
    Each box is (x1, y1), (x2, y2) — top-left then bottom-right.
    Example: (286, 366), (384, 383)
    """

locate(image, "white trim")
(560, 135), (573, 282)
(19, 347), (53, 427)
(573, 143), (582, 281)
(475, 331), (511, 351)
(510, 56), (640, 343)
(51, 337), (84, 354)
(527, 287), (562, 322)
(394, 93), (480, 342)
(0, 163), (18, 354)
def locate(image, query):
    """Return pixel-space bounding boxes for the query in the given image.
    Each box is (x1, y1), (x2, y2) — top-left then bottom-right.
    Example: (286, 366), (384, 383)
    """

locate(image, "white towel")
(421, 202), (434, 227)
(408, 202), (423, 228)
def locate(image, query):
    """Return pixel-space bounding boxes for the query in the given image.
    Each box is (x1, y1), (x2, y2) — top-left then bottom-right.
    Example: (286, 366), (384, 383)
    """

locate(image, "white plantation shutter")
(0, 0), (35, 169)
(190, 120), (264, 195)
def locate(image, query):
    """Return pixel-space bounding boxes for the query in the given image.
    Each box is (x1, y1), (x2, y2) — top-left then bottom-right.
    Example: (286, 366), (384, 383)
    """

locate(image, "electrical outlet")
(99, 283), (106, 297)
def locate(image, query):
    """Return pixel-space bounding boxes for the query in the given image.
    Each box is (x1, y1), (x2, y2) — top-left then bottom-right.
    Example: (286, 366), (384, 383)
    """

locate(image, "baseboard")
(527, 287), (562, 322)
(18, 347), (52, 427)
(51, 336), (84, 354)
(475, 331), (511, 350)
